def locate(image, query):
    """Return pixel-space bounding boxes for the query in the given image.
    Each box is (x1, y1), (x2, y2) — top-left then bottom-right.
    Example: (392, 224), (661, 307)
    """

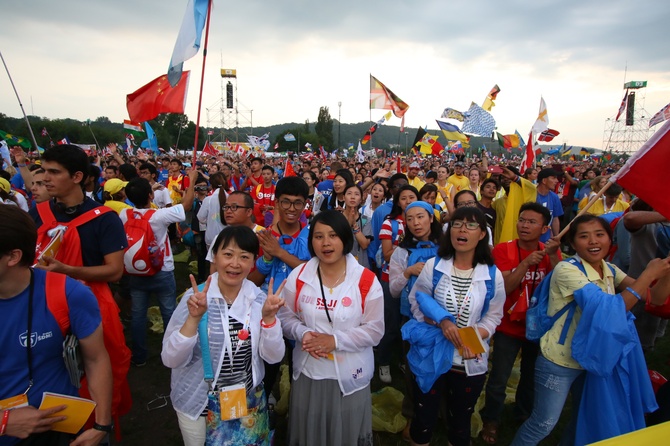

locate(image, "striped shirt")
(450, 267), (474, 328)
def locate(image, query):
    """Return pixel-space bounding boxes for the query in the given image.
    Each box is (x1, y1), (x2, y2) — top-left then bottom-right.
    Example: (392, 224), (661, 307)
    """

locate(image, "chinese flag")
(126, 72), (190, 123)
(203, 141), (218, 156)
(284, 159), (297, 177)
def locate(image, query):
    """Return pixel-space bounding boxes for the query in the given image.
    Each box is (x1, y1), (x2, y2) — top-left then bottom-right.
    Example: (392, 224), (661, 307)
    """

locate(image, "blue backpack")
(526, 258), (615, 344)
(399, 241), (439, 317)
(431, 259), (498, 318)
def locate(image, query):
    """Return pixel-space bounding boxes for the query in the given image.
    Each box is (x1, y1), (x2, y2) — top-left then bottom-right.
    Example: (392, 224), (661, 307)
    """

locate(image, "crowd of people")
(1, 141), (670, 446)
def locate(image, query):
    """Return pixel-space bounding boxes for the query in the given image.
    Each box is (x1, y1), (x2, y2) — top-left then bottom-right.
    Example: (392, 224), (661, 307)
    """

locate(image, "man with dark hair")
(535, 168), (564, 243)
(241, 157), (263, 191)
(121, 170), (197, 366)
(478, 177), (500, 236)
(139, 162), (171, 208)
(253, 165), (276, 226)
(316, 161), (344, 202)
(586, 182), (629, 216)
(167, 158), (189, 205)
(0, 205), (113, 445)
(29, 144), (132, 427)
(104, 165), (118, 180)
(480, 202), (561, 443)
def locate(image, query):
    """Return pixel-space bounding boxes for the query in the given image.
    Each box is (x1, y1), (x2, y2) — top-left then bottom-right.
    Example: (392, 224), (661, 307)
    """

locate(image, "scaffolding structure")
(206, 68), (254, 143)
(602, 81), (652, 155)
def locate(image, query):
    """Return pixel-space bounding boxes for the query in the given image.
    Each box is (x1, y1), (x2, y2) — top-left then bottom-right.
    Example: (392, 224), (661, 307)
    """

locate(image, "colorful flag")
(537, 128), (560, 142)
(225, 139), (232, 150)
(127, 72), (190, 123)
(496, 132), (520, 150)
(531, 97), (549, 134)
(41, 128), (48, 137)
(482, 84), (501, 111)
(235, 144), (247, 157)
(560, 144), (572, 156)
(143, 121), (160, 154)
(202, 141), (218, 156)
(284, 133), (296, 142)
(649, 102), (670, 128)
(57, 137), (71, 145)
(304, 142), (312, 150)
(319, 146), (327, 159)
(273, 142), (279, 150)
(416, 133), (444, 156)
(411, 127), (427, 150)
(449, 141), (464, 154)
(284, 159), (297, 177)
(615, 90), (629, 121)
(167, 0), (209, 87)
(0, 130), (32, 149)
(441, 108), (465, 121)
(519, 131), (535, 175)
(357, 141), (365, 162)
(436, 120), (470, 146)
(123, 120), (144, 134)
(514, 130), (526, 148)
(369, 75), (409, 118)
(207, 130), (214, 135)
(462, 102), (496, 137)
(611, 119), (670, 218)
(579, 148), (591, 156)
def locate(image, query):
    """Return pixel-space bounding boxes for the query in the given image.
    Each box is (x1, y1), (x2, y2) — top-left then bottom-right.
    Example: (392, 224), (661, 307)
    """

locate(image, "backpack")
(400, 241), (438, 316)
(294, 263), (376, 313)
(526, 258), (616, 344)
(431, 259), (498, 318)
(601, 211), (625, 262)
(375, 218), (399, 269)
(122, 209), (164, 276)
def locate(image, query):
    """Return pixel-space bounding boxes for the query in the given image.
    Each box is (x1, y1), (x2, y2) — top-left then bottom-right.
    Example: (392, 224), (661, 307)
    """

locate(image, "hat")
(195, 161), (204, 167)
(409, 162), (421, 169)
(103, 178), (128, 195)
(0, 177), (10, 194)
(537, 168), (561, 182)
(454, 161), (465, 167)
(405, 201), (434, 216)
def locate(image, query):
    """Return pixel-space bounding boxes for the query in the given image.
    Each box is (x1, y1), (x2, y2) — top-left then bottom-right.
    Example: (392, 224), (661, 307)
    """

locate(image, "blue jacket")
(572, 283), (658, 445)
(255, 225), (311, 293)
(401, 291), (455, 393)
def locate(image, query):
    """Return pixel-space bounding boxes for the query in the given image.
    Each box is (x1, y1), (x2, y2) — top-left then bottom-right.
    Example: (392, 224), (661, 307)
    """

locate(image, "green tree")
(315, 106), (334, 149)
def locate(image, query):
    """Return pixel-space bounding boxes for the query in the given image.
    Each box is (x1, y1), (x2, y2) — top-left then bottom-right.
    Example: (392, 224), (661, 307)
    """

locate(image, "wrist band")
(261, 256), (273, 264)
(17, 163), (27, 167)
(626, 287), (642, 301)
(0, 410), (10, 436)
(261, 319), (276, 329)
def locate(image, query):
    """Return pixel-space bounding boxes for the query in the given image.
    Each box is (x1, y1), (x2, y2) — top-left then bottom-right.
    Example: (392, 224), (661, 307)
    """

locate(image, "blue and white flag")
(0, 141), (10, 169)
(357, 141), (365, 163)
(284, 133), (296, 142)
(143, 122), (160, 155)
(168, 0), (209, 87)
(462, 102), (496, 137)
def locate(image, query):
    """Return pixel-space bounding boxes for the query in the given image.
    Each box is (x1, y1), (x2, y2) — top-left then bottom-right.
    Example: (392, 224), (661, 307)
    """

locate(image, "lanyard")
(517, 241), (540, 298)
(316, 266), (334, 327)
(25, 269), (35, 394)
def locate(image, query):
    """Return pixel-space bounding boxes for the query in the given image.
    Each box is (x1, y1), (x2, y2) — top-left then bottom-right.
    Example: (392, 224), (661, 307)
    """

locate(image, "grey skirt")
(288, 374), (373, 446)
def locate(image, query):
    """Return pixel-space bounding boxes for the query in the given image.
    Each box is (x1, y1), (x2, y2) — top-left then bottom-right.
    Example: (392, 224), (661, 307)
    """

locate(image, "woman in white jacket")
(278, 210), (384, 446)
(162, 225), (285, 446)
(407, 206), (505, 446)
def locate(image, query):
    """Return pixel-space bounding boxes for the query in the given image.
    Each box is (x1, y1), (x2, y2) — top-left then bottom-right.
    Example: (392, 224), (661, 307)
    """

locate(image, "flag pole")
(0, 50), (40, 155)
(555, 180), (615, 240)
(191, 0), (213, 166)
(86, 121), (102, 155)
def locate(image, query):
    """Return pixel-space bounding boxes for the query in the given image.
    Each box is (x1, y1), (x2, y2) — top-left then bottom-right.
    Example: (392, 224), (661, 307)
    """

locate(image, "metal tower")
(602, 81), (652, 155)
(206, 68), (254, 144)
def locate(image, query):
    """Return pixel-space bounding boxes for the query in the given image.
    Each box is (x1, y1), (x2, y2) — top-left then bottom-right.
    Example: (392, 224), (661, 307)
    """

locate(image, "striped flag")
(537, 129), (560, 142)
(649, 102), (670, 128)
(167, 0), (209, 87)
(370, 75), (409, 118)
(462, 102), (496, 137)
(615, 90), (628, 121)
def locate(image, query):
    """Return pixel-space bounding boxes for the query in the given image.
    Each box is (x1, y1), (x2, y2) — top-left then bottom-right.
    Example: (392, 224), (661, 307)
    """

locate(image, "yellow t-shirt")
(435, 181), (452, 206)
(586, 198), (629, 216)
(447, 174), (470, 193)
(407, 176), (426, 192)
(541, 259), (626, 369)
(104, 200), (132, 215)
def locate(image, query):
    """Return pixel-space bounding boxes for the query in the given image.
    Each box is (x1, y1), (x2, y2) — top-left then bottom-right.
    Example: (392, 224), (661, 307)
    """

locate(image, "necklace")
(318, 266), (347, 294)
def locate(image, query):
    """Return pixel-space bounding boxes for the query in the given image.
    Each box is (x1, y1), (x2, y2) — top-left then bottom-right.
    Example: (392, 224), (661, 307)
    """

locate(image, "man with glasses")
(480, 203), (560, 444)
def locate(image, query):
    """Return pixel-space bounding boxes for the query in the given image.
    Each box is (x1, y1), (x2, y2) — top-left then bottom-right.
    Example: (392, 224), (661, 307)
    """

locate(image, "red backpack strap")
(68, 206), (114, 228)
(358, 268), (376, 313)
(45, 272), (70, 336)
(293, 263), (309, 312)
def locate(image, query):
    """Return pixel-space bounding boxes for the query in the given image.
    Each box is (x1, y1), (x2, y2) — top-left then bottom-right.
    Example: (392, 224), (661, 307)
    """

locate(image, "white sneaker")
(379, 365), (392, 384)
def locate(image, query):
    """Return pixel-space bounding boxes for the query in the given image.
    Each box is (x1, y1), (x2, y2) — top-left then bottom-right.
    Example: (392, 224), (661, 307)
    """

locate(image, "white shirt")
(198, 188), (227, 247)
(152, 186), (172, 209)
(119, 205), (186, 271)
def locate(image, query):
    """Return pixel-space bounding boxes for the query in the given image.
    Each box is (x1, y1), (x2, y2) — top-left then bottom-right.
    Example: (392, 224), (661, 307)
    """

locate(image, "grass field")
(119, 254), (670, 445)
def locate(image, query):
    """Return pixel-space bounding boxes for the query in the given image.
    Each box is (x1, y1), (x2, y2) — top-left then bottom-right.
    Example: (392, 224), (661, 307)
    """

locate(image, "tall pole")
(338, 101), (342, 149)
(191, 0), (213, 166)
(0, 50), (40, 154)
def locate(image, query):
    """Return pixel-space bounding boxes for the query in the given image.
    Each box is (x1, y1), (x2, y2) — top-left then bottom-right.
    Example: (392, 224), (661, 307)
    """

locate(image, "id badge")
(0, 394), (29, 410)
(218, 383), (248, 421)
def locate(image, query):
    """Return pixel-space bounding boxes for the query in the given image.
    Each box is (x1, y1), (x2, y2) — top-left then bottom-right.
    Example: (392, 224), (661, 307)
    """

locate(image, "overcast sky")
(1, 0), (669, 149)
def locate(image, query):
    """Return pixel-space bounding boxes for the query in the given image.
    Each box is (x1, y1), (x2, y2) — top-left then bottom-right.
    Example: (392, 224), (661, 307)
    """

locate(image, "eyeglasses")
(456, 200), (477, 208)
(451, 220), (481, 230)
(278, 199), (306, 210)
(222, 204), (251, 212)
(518, 217), (543, 226)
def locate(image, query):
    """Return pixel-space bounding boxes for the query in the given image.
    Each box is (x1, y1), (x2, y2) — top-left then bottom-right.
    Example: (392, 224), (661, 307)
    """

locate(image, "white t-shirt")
(119, 205), (186, 272)
(152, 186), (172, 209)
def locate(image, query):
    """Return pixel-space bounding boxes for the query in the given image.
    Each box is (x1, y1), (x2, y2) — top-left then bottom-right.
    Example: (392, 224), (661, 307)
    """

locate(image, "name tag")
(0, 393), (29, 410)
(218, 383), (248, 421)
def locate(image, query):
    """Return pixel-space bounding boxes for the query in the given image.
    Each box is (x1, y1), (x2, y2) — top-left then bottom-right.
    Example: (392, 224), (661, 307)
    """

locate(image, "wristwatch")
(93, 422), (113, 434)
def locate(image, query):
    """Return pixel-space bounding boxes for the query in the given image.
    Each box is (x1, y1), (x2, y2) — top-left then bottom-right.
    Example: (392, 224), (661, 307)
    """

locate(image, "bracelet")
(0, 410), (10, 436)
(626, 287), (642, 301)
(17, 163), (27, 168)
(93, 422), (113, 434)
(260, 318), (277, 329)
(261, 255), (273, 264)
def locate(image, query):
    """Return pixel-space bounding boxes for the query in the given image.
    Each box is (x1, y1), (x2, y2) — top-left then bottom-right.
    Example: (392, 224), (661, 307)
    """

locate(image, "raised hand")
(262, 278), (286, 323)
(187, 274), (211, 319)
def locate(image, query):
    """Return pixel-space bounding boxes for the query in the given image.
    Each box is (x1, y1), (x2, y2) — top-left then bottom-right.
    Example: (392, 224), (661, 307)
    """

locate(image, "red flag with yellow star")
(126, 72), (190, 122)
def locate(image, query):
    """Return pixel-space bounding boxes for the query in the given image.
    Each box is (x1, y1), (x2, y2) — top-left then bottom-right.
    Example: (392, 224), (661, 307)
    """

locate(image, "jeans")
(376, 280), (401, 367)
(511, 355), (585, 446)
(129, 270), (177, 363)
(480, 331), (539, 424)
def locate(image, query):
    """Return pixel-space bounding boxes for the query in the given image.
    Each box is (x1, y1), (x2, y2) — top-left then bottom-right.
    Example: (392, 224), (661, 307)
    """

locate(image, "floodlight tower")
(602, 80), (652, 155)
(206, 68), (253, 144)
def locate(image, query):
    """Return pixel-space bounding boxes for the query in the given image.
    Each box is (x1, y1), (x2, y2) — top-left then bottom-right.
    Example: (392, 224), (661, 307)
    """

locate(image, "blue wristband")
(626, 287), (642, 301)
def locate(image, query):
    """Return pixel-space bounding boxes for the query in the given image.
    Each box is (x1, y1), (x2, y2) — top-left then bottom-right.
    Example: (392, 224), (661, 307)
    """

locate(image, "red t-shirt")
(492, 240), (561, 339)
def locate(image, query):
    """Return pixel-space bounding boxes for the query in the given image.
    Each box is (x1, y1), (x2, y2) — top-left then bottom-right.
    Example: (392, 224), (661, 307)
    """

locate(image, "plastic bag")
(371, 387), (407, 433)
